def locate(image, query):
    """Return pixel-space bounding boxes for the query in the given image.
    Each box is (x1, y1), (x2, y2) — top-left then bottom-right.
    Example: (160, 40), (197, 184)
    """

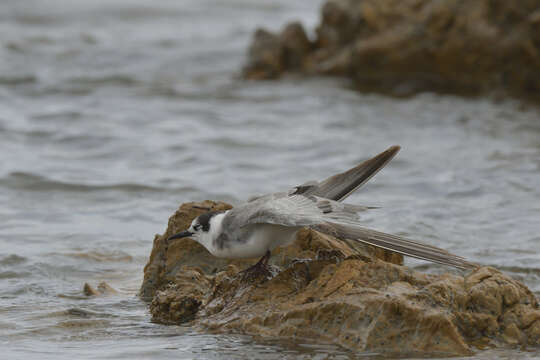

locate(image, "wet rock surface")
(141, 201), (540, 357)
(243, 0), (540, 101)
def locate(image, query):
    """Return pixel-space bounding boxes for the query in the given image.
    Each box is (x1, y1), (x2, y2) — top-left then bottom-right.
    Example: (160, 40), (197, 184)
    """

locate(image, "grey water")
(0, 0), (539, 359)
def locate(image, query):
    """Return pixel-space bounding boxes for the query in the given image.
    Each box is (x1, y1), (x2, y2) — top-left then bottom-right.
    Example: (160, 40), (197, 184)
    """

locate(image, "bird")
(168, 145), (476, 275)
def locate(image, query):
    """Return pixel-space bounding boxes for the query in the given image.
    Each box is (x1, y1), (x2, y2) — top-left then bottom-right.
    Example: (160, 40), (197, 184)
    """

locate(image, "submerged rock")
(83, 281), (118, 296)
(141, 201), (540, 357)
(243, 0), (540, 102)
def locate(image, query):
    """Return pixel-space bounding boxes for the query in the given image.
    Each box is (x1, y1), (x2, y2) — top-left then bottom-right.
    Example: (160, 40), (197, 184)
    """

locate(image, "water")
(1, 0), (539, 359)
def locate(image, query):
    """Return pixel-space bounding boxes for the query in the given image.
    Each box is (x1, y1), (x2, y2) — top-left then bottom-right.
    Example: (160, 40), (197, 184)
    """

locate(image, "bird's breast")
(211, 224), (299, 259)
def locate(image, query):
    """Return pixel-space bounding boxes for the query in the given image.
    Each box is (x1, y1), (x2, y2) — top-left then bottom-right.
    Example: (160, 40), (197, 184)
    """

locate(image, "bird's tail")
(309, 145), (401, 202)
(317, 222), (477, 270)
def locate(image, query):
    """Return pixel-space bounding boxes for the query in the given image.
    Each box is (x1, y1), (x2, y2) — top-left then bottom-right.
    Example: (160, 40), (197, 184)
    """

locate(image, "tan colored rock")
(243, 0), (540, 102)
(83, 283), (100, 296)
(142, 201), (539, 356)
(83, 281), (118, 296)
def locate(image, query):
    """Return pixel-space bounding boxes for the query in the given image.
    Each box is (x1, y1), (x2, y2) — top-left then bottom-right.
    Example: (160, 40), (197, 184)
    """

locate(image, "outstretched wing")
(289, 145), (400, 201)
(227, 195), (476, 270)
(248, 145), (400, 203)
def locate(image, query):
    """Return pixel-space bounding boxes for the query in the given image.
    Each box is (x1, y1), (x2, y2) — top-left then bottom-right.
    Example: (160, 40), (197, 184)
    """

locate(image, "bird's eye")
(193, 224), (201, 231)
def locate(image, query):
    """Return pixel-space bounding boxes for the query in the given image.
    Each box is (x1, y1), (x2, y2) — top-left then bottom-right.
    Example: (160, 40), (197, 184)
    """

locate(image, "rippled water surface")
(1, 0), (539, 359)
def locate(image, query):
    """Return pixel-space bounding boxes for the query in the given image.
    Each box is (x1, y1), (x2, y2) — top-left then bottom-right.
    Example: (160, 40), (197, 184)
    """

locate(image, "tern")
(168, 146), (475, 273)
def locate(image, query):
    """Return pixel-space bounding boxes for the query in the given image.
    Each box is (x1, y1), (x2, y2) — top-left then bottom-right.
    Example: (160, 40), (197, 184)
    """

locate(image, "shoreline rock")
(243, 0), (540, 102)
(141, 201), (540, 357)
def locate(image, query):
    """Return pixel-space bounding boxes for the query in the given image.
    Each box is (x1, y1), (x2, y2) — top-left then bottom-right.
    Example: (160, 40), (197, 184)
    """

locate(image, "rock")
(243, 22), (313, 80)
(83, 281), (118, 296)
(83, 283), (100, 296)
(141, 201), (539, 356)
(149, 267), (210, 324)
(243, 0), (540, 102)
(243, 29), (285, 80)
(281, 22), (313, 70)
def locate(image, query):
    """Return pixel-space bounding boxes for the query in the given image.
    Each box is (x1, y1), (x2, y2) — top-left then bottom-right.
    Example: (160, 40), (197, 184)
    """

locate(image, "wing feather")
(299, 145), (400, 201)
(227, 195), (365, 229)
(251, 146), (400, 203)
(316, 223), (477, 270)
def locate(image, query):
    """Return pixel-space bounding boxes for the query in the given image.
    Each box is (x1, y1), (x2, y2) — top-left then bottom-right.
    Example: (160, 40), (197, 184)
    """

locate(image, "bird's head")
(167, 210), (224, 247)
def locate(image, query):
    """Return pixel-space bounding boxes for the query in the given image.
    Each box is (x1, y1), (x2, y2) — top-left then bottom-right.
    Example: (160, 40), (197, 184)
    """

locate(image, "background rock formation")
(243, 0), (540, 101)
(141, 201), (540, 357)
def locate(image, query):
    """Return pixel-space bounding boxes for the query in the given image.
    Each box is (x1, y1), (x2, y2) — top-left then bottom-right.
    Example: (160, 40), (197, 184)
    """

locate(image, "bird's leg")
(246, 250), (271, 270)
(260, 249), (271, 266)
(240, 250), (273, 282)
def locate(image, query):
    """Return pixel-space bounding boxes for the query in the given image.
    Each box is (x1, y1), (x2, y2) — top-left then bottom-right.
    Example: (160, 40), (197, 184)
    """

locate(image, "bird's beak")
(167, 230), (193, 241)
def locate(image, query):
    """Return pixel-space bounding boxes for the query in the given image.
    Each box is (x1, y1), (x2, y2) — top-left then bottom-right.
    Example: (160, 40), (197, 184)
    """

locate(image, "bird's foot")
(238, 250), (275, 283)
(239, 262), (274, 283)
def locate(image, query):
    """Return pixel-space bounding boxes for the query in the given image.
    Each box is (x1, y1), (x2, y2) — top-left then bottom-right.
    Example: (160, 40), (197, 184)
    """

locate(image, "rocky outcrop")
(243, 0), (540, 101)
(141, 201), (540, 357)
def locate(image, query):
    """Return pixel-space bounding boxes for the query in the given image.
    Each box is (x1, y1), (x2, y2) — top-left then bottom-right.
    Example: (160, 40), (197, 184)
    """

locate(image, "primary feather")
(248, 145), (400, 203)
(315, 223), (476, 269)
(294, 145), (401, 201)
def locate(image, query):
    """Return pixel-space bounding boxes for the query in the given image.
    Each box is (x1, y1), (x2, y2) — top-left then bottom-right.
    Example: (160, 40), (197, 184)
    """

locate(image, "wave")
(0, 270), (31, 279)
(60, 251), (133, 263)
(0, 74), (37, 85)
(0, 254), (28, 266)
(66, 74), (139, 87)
(497, 265), (540, 275)
(0, 171), (195, 193)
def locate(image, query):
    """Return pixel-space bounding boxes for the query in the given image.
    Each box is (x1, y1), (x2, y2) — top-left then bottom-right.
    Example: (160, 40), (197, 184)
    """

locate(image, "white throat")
(196, 212), (227, 255)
